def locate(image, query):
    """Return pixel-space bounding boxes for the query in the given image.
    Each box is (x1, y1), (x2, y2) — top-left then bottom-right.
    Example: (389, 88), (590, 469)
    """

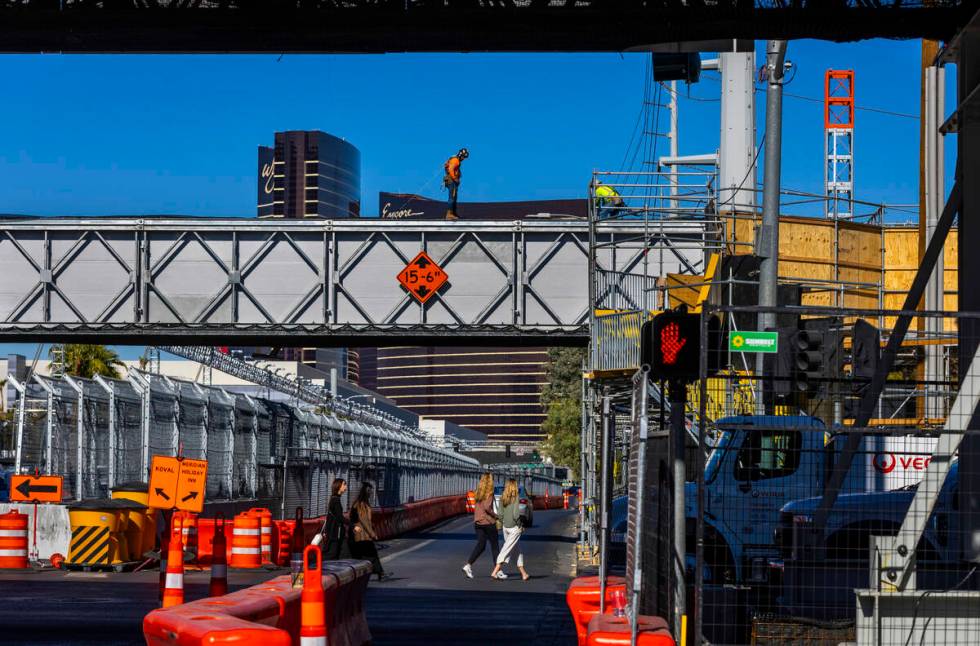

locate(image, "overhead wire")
(699, 68), (918, 119)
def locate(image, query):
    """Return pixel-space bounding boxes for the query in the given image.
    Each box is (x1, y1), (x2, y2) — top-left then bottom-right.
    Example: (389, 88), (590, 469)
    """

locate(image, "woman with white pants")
(491, 479), (530, 581)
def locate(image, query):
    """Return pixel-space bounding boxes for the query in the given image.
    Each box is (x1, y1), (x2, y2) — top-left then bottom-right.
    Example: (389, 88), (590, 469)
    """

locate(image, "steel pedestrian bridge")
(0, 217), (712, 345)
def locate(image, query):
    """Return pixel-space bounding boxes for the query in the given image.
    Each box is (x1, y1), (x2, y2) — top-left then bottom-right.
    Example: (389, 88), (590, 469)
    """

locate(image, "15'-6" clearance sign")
(148, 455), (208, 513)
(397, 251), (448, 304)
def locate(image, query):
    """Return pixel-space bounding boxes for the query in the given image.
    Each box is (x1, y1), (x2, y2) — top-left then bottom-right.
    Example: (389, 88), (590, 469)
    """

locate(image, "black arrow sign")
(415, 256), (431, 268)
(155, 487), (171, 501)
(415, 285), (430, 297)
(181, 491), (199, 503)
(15, 479), (57, 498)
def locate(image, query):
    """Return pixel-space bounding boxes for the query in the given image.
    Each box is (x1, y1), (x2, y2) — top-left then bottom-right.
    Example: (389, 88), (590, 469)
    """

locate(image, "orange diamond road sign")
(397, 251), (448, 304)
(148, 455), (208, 513)
(10, 474), (62, 503)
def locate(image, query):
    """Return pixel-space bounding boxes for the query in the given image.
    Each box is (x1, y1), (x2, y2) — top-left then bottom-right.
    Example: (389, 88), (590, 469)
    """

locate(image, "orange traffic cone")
(162, 516), (185, 608)
(291, 507), (305, 574)
(209, 513), (228, 597)
(300, 544), (327, 646)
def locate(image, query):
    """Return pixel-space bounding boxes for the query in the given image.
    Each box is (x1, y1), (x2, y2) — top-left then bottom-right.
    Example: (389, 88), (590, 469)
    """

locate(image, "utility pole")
(757, 40), (788, 405)
(669, 80), (679, 212)
(919, 39), (945, 420)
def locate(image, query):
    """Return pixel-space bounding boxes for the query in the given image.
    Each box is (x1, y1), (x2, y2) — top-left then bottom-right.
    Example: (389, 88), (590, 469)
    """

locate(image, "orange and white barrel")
(250, 508), (273, 565)
(175, 511), (198, 562)
(0, 510), (29, 569)
(465, 491), (476, 514)
(230, 513), (261, 568)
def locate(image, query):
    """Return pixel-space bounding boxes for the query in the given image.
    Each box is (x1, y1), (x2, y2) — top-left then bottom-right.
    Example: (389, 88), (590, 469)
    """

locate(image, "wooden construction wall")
(725, 215), (959, 331)
(726, 214), (882, 310)
(882, 226), (958, 331)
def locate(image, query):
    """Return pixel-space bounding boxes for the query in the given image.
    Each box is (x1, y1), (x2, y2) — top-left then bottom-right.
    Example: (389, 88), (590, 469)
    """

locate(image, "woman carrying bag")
(491, 478), (530, 581)
(350, 483), (392, 582)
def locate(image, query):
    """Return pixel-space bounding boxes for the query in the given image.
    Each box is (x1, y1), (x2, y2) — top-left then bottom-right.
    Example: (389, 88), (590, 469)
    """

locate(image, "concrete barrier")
(0, 503), (71, 560)
(10, 494), (468, 567)
(143, 559), (373, 646)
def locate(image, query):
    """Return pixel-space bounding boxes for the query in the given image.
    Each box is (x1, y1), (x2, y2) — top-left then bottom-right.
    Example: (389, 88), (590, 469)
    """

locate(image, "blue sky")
(0, 40), (957, 358)
(0, 39), (955, 222)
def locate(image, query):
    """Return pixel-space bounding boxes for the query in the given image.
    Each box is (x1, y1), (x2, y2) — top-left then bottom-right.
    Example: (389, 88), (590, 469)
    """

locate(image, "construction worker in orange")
(443, 147), (469, 220)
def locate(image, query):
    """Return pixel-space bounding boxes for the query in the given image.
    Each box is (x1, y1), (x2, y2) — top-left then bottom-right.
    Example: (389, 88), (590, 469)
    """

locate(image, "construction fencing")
(8, 370), (481, 513)
(614, 305), (980, 646)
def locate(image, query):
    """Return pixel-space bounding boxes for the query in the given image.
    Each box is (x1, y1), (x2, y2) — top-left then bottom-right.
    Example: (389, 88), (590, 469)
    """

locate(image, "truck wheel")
(687, 526), (735, 584)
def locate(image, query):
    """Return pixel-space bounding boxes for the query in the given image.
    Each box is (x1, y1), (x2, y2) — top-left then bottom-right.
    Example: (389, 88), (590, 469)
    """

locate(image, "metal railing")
(591, 310), (649, 374)
(160, 346), (422, 438)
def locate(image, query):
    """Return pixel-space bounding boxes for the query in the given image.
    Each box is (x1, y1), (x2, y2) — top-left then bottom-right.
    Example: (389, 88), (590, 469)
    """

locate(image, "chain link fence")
(617, 305), (980, 645)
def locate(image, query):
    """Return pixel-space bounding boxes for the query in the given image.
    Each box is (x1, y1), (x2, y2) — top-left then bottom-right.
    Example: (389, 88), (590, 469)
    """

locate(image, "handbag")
(352, 522), (369, 542)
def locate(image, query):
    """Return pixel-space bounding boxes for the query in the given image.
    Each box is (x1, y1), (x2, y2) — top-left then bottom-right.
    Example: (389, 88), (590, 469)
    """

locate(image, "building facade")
(374, 346), (550, 442)
(257, 130), (360, 219)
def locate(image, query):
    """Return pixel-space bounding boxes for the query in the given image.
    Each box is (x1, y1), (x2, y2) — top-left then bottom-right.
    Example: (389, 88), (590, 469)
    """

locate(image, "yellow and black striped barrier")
(66, 500), (123, 568)
(68, 526), (111, 566)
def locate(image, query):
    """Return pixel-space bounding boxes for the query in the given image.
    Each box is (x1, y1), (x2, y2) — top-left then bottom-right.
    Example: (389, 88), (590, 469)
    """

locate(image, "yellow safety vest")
(595, 185), (620, 205)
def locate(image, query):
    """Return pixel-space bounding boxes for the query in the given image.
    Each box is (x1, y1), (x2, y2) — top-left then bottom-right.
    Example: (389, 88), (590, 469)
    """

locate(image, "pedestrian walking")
(323, 478), (347, 560)
(491, 478), (530, 581)
(462, 472), (503, 579)
(349, 483), (392, 581)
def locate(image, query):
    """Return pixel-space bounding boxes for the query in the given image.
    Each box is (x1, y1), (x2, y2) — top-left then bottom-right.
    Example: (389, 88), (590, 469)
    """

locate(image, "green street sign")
(729, 331), (778, 354)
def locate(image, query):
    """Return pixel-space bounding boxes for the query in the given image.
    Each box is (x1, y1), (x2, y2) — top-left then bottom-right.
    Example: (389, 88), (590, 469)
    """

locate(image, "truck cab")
(685, 415), (831, 585)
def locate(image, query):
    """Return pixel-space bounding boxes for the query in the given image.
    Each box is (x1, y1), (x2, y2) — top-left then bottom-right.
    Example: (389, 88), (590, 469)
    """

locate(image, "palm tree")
(52, 344), (124, 380)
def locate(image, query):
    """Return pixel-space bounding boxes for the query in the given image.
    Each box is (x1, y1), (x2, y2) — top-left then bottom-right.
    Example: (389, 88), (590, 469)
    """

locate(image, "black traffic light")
(765, 320), (841, 404)
(764, 326), (798, 405)
(641, 310), (720, 381)
(793, 329), (824, 396)
(851, 319), (881, 382)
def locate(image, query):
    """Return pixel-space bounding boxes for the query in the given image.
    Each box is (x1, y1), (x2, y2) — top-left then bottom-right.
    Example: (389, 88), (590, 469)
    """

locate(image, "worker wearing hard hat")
(593, 179), (627, 219)
(443, 148), (469, 220)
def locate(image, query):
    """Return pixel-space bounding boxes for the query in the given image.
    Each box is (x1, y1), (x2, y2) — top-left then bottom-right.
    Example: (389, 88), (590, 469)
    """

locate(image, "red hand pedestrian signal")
(660, 322), (687, 364)
(642, 310), (718, 381)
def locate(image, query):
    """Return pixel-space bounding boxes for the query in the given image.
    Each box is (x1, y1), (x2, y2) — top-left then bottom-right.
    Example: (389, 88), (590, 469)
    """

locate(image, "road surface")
(367, 509), (578, 646)
(0, 509), (577, 645)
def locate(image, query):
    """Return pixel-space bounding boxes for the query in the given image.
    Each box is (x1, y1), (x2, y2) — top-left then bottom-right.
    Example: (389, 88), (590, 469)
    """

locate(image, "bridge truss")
(0, 217), (712, 344)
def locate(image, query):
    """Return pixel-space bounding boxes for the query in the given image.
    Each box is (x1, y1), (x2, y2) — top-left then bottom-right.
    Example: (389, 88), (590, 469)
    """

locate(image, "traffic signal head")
(851, 319), (880, 381)
(794, 330), (824, 393)
(641, 311), (719, 381)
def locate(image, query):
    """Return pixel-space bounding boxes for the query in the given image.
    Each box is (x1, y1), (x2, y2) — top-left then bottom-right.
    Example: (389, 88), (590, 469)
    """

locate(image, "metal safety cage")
(587, 170), (724, 378)
(203, 385), (236, 500)
(232, 394), (259, 499)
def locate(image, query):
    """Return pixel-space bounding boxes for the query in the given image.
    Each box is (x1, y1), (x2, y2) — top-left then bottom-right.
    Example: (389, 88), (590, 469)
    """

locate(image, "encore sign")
(397, 251), (448, 304)
(148, 455), (209, 513)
